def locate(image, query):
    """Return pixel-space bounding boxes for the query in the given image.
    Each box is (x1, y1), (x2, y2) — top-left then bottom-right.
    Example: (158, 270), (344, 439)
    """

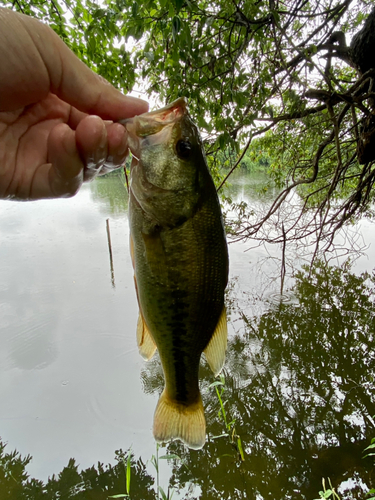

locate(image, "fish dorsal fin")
(204, 306), (227, 377)
(137, 311), (157, 361)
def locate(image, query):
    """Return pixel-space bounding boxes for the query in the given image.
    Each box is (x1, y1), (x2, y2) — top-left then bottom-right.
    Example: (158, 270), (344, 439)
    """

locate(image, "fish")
(122, 97), (228, 450)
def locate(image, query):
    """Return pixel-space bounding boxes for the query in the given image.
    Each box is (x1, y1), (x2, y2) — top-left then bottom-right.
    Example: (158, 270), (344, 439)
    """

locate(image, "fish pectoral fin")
(203, 306), (228, 377)
(153, 390), (206, 450)
(136, 311), (157, 361)
(133, 272), (157, 360)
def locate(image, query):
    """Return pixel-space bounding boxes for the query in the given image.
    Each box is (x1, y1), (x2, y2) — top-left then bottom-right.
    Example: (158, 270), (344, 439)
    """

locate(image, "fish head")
(123, 98), (209, 227)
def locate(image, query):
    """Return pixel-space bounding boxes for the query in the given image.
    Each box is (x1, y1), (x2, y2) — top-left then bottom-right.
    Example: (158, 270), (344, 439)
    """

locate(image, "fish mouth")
(119, 98), (188, 160)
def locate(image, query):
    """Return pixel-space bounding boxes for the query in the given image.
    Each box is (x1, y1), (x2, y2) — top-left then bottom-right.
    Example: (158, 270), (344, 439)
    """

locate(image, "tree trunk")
(350, 7), (375, 74)
(349, 8), (375, 163)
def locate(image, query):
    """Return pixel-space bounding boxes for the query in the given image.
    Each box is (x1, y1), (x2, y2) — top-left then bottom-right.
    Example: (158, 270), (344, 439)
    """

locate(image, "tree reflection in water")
(90, 173), (129, 218)
(143, 261), (375, 499)
(1, 262), (374, 499)
(0, 443), (156, 499)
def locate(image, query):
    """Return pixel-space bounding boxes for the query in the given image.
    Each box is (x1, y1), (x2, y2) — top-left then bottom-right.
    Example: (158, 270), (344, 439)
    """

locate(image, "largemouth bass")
(123, 98), (228, 449)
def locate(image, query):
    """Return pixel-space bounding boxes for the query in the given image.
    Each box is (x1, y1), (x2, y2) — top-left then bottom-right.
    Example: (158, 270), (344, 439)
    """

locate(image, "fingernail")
(63, 129), (77, 157)
(99, 123), (107, 150)
(117, 129), (129, 157)
(86, 125), (107, 171)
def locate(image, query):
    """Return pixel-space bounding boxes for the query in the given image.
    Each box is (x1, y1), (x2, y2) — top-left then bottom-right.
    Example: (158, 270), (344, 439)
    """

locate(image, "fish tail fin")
(153, 390), (206, 450)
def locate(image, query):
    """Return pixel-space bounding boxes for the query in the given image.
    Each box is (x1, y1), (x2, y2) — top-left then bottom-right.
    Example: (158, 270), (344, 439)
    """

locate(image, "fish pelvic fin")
(136, 311), (157, 361)
(132, 271), (157, 361)
(153, 390), (206, 450)
(204, 306), (228, 377)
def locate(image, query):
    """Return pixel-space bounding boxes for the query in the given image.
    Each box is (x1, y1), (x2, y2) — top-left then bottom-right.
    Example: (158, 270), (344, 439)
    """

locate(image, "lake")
(0, 171), (374, 499)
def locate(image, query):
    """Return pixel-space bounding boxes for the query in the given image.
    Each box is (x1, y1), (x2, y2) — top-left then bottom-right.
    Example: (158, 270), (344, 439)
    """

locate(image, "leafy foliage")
(2, 0), (375, 248)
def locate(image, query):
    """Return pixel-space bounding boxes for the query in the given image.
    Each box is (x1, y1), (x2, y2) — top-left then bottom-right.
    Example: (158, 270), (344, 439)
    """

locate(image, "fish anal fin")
(130, 235), (135, 269)
(204, 306), (227, 377)
(136, 311), (157, 361)
(153, 390), (206, 450)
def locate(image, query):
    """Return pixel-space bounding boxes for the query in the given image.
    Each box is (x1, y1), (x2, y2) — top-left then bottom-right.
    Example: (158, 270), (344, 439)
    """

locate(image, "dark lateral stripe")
(171, 322), (188, 402)
(165, 285), (192, 402)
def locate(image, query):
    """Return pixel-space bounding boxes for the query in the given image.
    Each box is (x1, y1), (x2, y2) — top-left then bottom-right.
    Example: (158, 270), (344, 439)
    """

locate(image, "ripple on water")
(6, 314), (58, 371)
(264, 290), (299, 306)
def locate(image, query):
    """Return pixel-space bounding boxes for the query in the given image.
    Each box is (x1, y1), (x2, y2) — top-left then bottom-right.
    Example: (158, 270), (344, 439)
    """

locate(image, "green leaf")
(150, 454), (158, 473)
(159, 486), (168, 500)
(364, 441), (375, 451)
(363, 440), (375, 457)
(144, 51), (154, 61)
(218, 133), (228, 150)
(172, 18), (181, 43)
(131, 1), (138, 17)
(208, 380), (224, 388)
(237, 437), (245, 461)
(126, 25), (137, 40)
(159, 454), (181, 460)
(125, 453), (131, 495)
(174, 0), (184, 12)
(210, 433), (229, 439)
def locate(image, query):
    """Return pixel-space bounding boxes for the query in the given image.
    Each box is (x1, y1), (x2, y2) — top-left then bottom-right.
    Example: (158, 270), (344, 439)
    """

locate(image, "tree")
(2, 0), (374, 251)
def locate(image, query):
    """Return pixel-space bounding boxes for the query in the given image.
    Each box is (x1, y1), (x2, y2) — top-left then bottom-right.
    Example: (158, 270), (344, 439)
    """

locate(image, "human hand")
(0, 7), (148, 200)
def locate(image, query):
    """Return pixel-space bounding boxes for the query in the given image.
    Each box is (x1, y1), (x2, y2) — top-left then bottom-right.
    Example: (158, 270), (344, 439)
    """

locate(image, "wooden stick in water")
(106, 218), (115, 288)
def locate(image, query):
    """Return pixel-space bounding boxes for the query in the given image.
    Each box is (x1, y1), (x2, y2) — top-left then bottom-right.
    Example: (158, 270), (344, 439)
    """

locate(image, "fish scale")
(124, 98), (228, 449)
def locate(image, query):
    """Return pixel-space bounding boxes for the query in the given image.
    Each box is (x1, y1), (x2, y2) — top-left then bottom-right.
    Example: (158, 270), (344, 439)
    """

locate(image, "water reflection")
(0, 184), (152, 482)
(2, 261), (374, 499)
(90, 173), (129, 218)
(142, 261), (375, 499)
(0, 442), (156, 499)
(223, 169), (279, 204)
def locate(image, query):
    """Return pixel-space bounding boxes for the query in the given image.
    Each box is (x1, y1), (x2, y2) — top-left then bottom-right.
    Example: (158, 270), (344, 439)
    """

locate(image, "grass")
(314, 478), (341, 500)
(209, 374), (245, 461)
(108, 451), (132, 499)
(313, 430), (375, 500)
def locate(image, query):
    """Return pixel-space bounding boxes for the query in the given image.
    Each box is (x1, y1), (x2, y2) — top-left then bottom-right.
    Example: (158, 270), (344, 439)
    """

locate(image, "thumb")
(53, 47), (149, 120)
(19, 9), (149, 119)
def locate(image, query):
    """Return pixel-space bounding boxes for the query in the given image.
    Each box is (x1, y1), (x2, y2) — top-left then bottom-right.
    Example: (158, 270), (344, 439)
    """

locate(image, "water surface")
(0, 171), (374, 499)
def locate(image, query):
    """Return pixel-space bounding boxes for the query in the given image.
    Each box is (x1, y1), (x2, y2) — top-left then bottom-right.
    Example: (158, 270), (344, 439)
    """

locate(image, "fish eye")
(176, 139), (192, 159)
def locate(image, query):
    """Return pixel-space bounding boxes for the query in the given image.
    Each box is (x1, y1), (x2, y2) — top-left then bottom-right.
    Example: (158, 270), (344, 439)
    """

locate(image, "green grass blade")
(237, 437), (245, 461)
(158, 486), (168, 500)
(126, 452), (132, 495)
